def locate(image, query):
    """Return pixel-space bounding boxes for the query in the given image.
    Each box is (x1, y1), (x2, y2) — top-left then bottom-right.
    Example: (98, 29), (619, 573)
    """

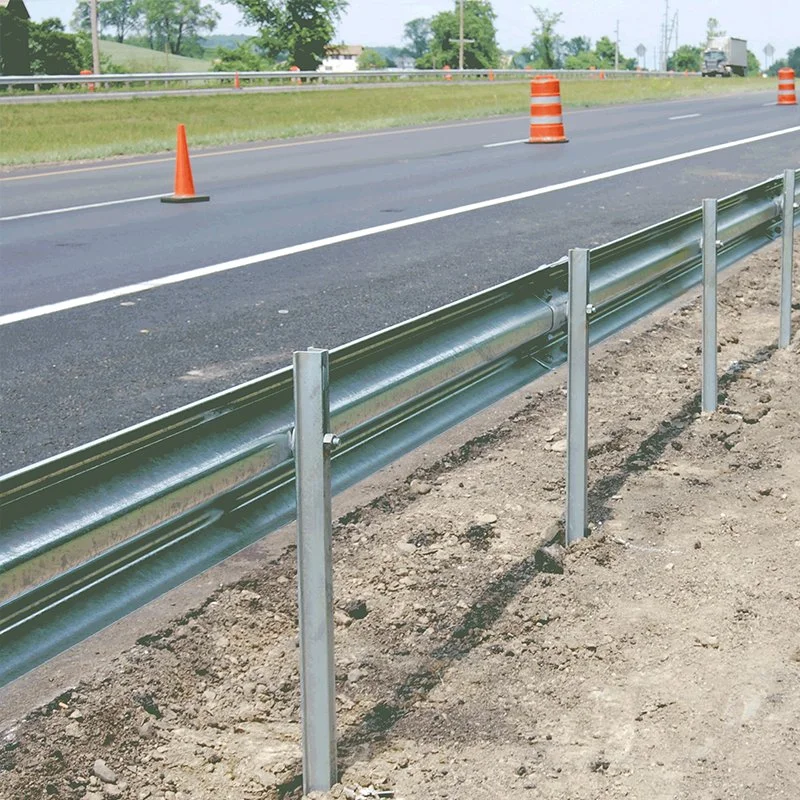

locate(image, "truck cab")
(702, 49), (728, 76)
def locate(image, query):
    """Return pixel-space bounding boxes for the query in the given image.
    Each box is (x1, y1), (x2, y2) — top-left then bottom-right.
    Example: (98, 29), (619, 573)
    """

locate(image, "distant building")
(319, 44), (364, 73)
(0, 0), (31, 76)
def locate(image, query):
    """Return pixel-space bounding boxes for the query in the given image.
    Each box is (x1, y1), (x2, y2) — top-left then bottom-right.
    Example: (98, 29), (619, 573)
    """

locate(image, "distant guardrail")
(0, 67), (700, 93)
(0, 169), (796, 693)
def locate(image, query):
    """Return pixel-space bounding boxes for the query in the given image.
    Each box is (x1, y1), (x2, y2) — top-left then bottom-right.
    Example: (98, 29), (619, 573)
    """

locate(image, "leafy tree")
(529, 6), (563, 68)
(767, 46), (799, 76)
(510, 48), (533, 68)
(416, 1), (500, 70)
(705, 17), (725, 45)
(563, 35), (590, 58)
(138, 0), (219, 56)
(666, 44), (702, 72)
(72, 1), (142, 43)
(357, 48), (387, 70)
(563, 50), (604, 70)
(71, 1), (93, 33)
(560, 34), (634, 71)
(28, 17), (83, 74)
(403, 17), (431, 60)
(594, 35), (615, 64)
(104, 0), (142, 42)
(212, 39), (273, 70)
(0, 6), (31, 75)
(226, 1), (348, 71)
(370, 46), (401, 67)
(746, 50), (760, 75)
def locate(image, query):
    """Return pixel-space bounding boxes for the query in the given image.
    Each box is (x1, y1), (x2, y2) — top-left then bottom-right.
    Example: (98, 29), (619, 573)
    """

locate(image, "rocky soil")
(2, 241), (799, 800)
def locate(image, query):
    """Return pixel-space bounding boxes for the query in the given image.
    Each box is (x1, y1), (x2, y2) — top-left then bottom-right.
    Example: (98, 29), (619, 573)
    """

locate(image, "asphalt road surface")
(1, 90), (799, 472)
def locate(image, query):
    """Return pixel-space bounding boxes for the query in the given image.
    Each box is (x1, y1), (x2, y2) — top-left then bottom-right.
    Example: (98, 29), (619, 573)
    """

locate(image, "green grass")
(0, 77), (773, 166)
(100, 40), (211, 73)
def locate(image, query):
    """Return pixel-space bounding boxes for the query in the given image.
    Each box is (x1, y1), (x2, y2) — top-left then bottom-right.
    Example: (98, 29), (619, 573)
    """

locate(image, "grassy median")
(0, 77), (771, 166)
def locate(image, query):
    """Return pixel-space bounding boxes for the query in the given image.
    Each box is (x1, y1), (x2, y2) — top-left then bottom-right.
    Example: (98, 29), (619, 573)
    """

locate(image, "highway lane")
(1, 92), (796, 315)
(1, 90), (799, 471)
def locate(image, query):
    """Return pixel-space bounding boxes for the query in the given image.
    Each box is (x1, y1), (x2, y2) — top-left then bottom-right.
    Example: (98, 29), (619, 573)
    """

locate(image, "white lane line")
(3, 124), (798, 327)
(668, 113), (701, 120)
(484, 138), (529, 148)
(762, 101), (778, 106)
(0, 194), (164, 222)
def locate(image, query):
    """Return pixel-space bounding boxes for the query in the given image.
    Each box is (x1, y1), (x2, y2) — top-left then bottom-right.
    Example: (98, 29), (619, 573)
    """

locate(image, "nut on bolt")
(585, 303), (597, 315)
(323, 433), (341, 449)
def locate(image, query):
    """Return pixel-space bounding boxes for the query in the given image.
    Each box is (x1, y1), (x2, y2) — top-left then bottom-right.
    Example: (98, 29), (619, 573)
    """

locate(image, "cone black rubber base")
(160, 194), (210, 203)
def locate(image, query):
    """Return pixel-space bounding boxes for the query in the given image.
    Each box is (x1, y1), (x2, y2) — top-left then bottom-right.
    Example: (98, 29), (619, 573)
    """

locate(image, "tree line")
(2, 1), (797, 79)
(72, 0), (220, 59)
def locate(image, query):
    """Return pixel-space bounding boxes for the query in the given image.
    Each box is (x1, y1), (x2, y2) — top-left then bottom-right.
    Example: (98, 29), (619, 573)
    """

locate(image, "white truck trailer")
(702, 37), (748, 77)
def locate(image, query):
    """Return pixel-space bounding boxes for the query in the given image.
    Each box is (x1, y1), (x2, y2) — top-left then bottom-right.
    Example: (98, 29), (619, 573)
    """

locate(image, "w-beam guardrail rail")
(1, 170), (797, 694)
(0, 68), (697, 92)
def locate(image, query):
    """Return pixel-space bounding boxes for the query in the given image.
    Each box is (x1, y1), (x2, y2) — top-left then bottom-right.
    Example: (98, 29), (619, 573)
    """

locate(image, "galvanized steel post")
(780, 169), (796, 348)
(293, 348), (337, 793)
(702, 199), (719, 413)
(566, 248), (591, 545)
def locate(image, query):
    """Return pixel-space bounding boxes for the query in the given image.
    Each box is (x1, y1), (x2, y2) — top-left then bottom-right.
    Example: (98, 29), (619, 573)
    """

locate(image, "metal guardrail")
(0, 171), (797, 687)
(0, 68), (697, 91)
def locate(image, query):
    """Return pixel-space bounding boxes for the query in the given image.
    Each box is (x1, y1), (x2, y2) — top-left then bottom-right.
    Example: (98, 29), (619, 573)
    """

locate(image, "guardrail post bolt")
(779, 169), (796, 348)
(292, 347), (337, 793)
(566, 248), (591, 545)
(701, 199), (719, 413)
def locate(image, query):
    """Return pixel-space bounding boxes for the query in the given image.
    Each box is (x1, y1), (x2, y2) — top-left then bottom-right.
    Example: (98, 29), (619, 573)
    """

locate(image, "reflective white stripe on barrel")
(530, 116), (565, 125)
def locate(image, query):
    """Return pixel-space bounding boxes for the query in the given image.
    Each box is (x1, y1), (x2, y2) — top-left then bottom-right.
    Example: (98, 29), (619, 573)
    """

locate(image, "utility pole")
(459, 0), (465, 71)
(454, 0), (474, 71)
(89, 0), (101, 75)
(662, 0), (669, 71)
(614, 20), (620, 71)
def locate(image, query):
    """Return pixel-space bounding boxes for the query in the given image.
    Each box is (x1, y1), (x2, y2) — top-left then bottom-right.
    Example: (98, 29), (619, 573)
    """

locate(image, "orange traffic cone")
(777, 67), (797, 105)
(161, 124), (209, 204)
(528, 75), (568, 144)
(234, 71), (241, 90)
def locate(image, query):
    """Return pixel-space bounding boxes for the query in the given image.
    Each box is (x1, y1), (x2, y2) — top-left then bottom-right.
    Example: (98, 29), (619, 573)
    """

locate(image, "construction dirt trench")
(2, 241), (800, 800)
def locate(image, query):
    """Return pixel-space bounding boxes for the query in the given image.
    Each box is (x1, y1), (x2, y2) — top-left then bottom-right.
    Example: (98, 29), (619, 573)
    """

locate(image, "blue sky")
(26, 0), (799, 68)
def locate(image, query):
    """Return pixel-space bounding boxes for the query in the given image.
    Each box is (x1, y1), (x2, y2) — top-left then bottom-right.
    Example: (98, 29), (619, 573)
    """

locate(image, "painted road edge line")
(484, 138), (529, 148)
(668, 113), (701, 120)
(0, 194), (164, 222)
(2, 124), (799, 327)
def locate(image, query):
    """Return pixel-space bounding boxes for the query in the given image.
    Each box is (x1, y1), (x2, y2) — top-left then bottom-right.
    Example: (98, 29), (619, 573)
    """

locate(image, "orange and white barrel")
(777, 68), (797, 105)
(528, 75), (568, 144)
